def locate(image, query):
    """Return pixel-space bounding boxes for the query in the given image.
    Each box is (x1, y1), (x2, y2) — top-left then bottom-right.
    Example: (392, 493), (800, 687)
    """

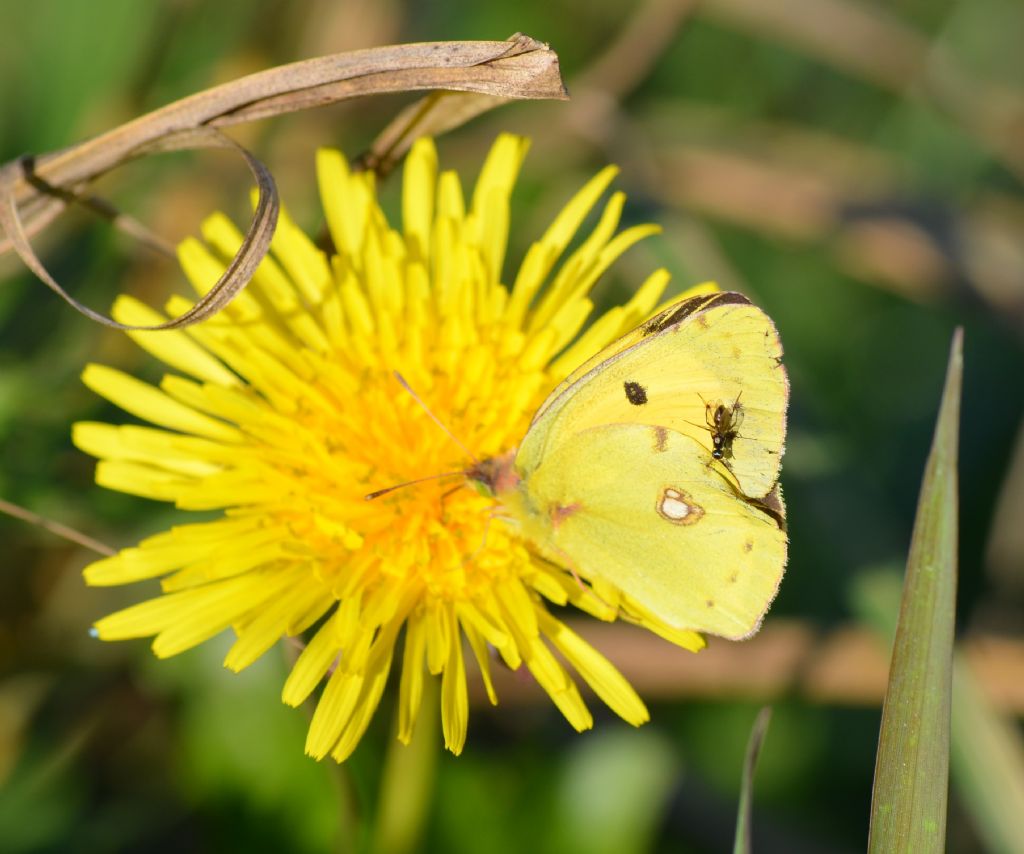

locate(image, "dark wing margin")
(640, 291), (752, 337)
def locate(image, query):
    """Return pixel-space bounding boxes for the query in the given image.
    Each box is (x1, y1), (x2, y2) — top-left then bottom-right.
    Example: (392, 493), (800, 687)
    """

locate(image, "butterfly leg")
(464, 512), (496, 563)
(438, 482), (465, 517)
(711, 459), (743, 493)
(462, 505), (517, 565)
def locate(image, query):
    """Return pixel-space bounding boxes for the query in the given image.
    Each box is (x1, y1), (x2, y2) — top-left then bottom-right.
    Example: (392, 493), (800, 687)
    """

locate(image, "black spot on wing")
(624, 381), (648, 406)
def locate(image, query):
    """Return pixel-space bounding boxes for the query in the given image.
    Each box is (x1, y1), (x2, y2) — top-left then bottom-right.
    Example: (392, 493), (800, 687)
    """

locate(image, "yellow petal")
(441, 605), (468, 754)
(539, 611), (649, 726)
(82, 364), (242, 442)
(397, 613), (428, 744)
(403, 137), (438, 262)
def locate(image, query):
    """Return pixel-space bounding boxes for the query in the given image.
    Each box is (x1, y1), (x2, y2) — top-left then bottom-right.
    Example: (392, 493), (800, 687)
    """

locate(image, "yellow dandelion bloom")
(75, 135), (705, 761)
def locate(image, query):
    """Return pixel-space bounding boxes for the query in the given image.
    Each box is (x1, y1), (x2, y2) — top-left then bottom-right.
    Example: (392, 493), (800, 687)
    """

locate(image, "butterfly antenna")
(393, 371), (479, 463)
(365, 470), (465, 501)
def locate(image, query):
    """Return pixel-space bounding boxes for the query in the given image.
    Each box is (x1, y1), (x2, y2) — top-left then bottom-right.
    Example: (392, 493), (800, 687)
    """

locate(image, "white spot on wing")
(657, 487), (704, 526)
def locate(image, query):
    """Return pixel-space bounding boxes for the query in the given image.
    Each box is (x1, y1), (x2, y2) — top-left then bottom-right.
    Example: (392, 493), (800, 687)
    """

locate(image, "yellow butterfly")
(471, 290), (788, 639)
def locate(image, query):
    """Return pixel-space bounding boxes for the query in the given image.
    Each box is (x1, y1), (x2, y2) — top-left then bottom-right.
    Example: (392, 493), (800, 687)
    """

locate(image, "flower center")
(280, 342), (544, 601)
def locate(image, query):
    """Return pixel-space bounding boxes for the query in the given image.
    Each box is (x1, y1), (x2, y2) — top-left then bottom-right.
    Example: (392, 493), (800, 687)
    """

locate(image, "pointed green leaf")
(854, 569), (1024, 854)
(733, 706), (772, 854)
(868, 329), (962, 853)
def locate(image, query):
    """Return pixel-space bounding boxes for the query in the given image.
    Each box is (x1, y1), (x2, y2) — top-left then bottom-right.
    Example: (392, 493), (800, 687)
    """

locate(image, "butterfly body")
(471, 291), (788, 639)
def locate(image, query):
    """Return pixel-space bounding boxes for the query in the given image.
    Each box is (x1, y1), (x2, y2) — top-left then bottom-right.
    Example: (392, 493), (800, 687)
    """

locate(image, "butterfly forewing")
(518, 293), (787, 500)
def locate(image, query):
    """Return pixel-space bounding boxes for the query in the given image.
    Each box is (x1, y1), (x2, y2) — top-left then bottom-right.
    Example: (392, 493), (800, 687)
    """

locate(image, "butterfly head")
(466, 450), (519, 498)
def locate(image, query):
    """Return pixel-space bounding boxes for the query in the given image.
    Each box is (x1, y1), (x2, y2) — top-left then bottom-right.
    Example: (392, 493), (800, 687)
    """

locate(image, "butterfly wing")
(520, 423), (786, 638)
(521, 291), (787, 499)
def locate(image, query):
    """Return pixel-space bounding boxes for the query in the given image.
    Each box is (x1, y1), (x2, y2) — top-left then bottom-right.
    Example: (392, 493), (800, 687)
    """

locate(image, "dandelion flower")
(75, 135), (705, 761)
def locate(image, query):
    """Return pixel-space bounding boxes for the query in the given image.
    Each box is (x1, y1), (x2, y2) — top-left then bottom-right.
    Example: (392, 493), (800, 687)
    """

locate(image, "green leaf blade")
(868, 328), (962, 853)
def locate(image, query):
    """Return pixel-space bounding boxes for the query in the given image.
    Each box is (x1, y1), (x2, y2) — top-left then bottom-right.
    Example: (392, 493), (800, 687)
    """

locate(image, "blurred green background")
(1, 0), (1022, 851)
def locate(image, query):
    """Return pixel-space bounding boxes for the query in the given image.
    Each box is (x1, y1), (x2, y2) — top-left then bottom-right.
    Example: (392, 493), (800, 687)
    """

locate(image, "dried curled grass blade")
(0, 127), (278, 331)
(358, 91), (508, 177)
(14, 163), (175, 258)
(0, 34), (566, 329)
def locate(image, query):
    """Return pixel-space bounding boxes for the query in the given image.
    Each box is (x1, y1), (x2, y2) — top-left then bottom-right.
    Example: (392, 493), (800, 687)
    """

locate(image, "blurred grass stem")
(732, 706), (772, 854)
(372, 676), (440, 854)
(0, 497), (114, 556)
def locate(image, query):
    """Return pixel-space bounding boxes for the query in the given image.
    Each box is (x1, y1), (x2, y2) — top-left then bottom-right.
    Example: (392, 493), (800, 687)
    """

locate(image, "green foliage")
(2, 1), (1022, 852)
(552, 728), (679, 854)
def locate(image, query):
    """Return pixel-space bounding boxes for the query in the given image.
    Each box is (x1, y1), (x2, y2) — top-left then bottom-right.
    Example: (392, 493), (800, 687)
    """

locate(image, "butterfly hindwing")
(520, 424), (787, 638)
